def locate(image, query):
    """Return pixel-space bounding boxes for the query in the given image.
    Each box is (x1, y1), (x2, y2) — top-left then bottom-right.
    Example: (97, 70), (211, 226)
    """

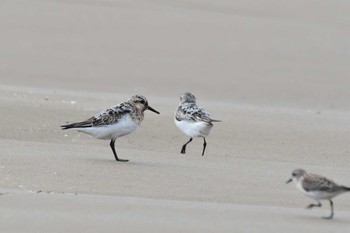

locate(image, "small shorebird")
(286, 168), (350, 219)
(174, 92), (220, 156)
(61, 95), (159, 162)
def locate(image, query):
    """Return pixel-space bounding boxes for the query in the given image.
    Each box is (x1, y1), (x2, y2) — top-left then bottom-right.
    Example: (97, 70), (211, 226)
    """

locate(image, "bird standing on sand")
(286, 168), (350, 219)
(174, 92), (220, 156)
(61, 95), (160, 162)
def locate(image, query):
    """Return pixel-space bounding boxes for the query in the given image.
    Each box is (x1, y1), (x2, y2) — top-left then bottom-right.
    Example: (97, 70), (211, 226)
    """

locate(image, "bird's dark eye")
(292, 173), (296, 177)
(139, 99), (145, 104)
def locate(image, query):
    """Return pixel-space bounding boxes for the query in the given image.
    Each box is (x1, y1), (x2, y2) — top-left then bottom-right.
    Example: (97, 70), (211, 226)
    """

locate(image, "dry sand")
(0, 0), (350, 232)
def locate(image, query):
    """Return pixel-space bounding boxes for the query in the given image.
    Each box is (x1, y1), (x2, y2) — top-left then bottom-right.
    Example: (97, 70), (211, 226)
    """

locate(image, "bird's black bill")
(148, 106), (160, 114)
(286, 178), (292, 184)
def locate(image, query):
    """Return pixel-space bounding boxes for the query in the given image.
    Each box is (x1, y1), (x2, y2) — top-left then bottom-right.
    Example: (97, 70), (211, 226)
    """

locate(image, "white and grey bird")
(61, 95), (159, 162)
(174, 92), (220, 156)
(286, 168), (350, 219)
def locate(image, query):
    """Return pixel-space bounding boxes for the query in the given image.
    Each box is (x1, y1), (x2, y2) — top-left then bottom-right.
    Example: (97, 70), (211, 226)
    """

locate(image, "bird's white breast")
(175, 119), (212, 137)
(78, 115), (139, 140)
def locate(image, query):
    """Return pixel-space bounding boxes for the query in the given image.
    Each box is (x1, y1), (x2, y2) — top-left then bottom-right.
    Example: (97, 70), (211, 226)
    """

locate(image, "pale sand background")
(0, 0), (350, 232)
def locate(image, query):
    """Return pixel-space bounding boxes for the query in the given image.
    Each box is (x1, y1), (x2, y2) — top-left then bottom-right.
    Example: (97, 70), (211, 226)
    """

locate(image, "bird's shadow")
(294, 213), (350, 225)
(84, 157), (177, 169)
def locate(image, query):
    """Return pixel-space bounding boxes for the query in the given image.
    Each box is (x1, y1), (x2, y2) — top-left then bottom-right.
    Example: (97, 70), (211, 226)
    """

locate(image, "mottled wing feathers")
(61, 102), (132, 129)
(175, 103), (213, 123)
(302, 174), (340, 193)
(92, 103), (133, 126)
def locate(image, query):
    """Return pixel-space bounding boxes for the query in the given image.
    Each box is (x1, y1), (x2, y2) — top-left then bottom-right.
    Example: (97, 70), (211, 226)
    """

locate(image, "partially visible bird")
(286, 168), (350, 219)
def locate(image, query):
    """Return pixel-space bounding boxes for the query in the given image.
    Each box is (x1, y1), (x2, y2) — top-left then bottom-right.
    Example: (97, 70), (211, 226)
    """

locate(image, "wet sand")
(0, 0), (349, 232)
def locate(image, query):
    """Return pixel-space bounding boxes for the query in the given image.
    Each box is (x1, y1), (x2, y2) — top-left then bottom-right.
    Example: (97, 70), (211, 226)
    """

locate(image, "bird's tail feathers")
(341, 186), (350, 192)
(61, 122), (90, 130)
(61, 123), (77, 130)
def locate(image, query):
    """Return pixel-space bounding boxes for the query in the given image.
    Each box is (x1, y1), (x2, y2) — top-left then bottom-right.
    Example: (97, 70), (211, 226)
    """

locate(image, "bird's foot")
(306, 203), (321, 209)
(116, 159), (129, 162)
(322, 214), (333, 220)
(180, 147), (186, 154)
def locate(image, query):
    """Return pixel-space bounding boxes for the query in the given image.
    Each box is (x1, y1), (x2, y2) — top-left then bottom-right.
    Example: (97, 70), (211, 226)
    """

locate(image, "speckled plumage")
(62, 102), (142, 130)
(175, 102), (213, 124)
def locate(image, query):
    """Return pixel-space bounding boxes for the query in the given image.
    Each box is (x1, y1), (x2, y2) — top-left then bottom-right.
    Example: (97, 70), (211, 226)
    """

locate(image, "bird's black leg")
(110, 139), (129, 162)
(306, 201), (321, 209)
(202, 137), (207, 156)
(181, 138), (193, 154)
(322, 200), (334, 220)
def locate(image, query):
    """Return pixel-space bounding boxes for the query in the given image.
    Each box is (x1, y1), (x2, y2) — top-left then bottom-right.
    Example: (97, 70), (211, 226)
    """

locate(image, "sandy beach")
(1, 0), (350, 232)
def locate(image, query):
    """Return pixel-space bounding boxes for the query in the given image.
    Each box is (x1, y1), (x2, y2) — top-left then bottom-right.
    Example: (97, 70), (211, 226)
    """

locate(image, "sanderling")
(174, 92), (220, 156)
(61, 95), (159, 162)
(286, 168), (350, 219)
